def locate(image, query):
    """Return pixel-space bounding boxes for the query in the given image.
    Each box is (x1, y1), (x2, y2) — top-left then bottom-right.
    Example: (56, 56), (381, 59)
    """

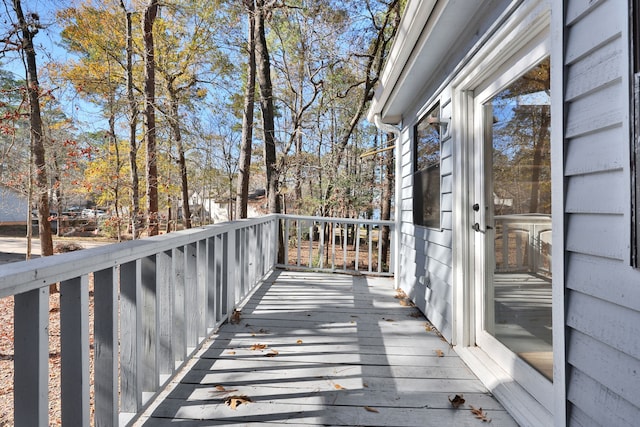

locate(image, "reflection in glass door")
(483, 57), (552, 380)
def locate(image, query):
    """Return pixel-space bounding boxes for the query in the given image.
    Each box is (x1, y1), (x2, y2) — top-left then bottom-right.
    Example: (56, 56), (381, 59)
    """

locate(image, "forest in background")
(0, 0), (403, 257)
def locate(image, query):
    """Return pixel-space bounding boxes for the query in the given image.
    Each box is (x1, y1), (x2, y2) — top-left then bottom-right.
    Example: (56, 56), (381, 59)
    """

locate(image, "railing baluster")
(207, 237), (217, 330)
(377, 227), (383, 273)
(197, 239), (207, 339)
(185, 243), (198, 351)
(331, 222), (336, 270)
(216, 234), (225, 322)
(156, 251), (174, 380)
(14, 287), (49, 427)
(355, 223), (361, 271)
(368, 224), (373, 272)
(173, 246), (186, 363)
(94, 268), (119, 427)
(141, 255), (158, 396)
(296, 219), (302, 266)
(284, 218), (289, 266)
(343, 222), (347, 270)
(60, 275), (90, 426)
(309, 221), (314, 268)
(120, 260), (142, 414)
(319, 221), (325, 269)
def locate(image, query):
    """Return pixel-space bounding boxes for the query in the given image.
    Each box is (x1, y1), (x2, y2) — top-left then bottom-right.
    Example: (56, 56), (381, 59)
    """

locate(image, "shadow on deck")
(134, 271), (518, 426)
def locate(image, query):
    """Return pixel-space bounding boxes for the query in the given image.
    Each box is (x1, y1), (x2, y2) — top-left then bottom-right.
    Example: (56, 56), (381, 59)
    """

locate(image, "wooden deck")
(135, 271), (518, 426)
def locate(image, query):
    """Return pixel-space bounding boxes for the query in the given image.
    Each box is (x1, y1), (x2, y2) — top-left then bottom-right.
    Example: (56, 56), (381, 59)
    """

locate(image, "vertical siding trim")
(551, 0), (567, 424)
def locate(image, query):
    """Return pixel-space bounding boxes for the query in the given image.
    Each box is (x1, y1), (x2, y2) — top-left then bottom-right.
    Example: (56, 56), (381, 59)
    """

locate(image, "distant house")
(187, 189), (268, 223)
(0, 185), (27, 224)
(369, 1), (640, 426)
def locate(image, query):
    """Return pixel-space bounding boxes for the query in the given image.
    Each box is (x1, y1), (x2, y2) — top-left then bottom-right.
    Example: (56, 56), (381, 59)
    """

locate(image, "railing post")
(94, 267), (119, 427)
(14, 287), (49, 427)
(60, 275), (90, 426)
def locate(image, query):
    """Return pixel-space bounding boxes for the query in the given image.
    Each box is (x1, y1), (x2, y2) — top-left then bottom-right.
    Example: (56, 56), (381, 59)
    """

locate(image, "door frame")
(449, 0), (565, 425)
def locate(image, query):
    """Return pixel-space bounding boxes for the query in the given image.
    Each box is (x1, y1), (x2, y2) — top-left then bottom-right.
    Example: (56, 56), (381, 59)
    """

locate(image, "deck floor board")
(136, 271), (518, 426)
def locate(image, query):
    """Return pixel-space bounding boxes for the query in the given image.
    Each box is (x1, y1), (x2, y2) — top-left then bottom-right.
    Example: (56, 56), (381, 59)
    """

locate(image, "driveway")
(0, 237), (114, 264)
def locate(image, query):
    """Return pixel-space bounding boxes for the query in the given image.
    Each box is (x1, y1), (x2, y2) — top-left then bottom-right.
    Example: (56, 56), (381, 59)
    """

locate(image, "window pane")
(414, 105), (441, 228)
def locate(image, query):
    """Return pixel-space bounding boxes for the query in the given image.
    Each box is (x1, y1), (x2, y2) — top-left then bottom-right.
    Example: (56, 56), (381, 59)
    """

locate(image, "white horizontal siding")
(564, 125), (625, 175)
(563, 0), (640, 425)
(397, 96), (455, 342)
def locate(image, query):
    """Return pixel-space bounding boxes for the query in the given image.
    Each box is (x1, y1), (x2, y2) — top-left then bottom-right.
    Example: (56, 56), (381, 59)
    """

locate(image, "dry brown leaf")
(385, 318), (395, 322)
(215, 385), (226, 392)
(363, 382), (369, 388)
(230, 309), (241, 324)
(250, 343), (268, 351)
(409, 311), (423, 318)
(448, 394), (465, 408)
(334, 384), (346, 390)
(265, 350), (279, 357)
(296, 339), (303, 344)
(364, 406), (379, 413)
(225, 395), (252, 410)
(470, 405), (491, 422)
(227, 351), (236, 355)
(425, 323), (434, 332)
(435, 349), (444, 357)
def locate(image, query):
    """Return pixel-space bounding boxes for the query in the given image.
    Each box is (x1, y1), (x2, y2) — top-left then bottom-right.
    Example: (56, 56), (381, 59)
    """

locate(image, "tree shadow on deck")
(138, 271), (515, 426)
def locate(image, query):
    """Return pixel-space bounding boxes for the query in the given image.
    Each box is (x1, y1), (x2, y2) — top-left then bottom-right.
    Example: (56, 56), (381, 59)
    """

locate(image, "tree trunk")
(143, 0), (159, 236)
(13, 0), (54, 291)
(235, 0), (256, 220)
(380, 133), (394, 269)
(255, 0), (279, 214)
(168, 85), (192, 229)
(120, 2), (141, 238)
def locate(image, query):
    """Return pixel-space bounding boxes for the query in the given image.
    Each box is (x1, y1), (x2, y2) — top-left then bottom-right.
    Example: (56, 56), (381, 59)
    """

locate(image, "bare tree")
(143, 0), (159, 235)
(11, 1), (54, 264)
(235, 0), (256, 219)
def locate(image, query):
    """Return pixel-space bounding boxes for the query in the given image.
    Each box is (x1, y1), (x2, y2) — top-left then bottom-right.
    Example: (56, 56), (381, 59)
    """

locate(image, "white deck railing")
(279, 215), (394, 276)
(0, 214), (394, 426)
(494, 214), (552, 276)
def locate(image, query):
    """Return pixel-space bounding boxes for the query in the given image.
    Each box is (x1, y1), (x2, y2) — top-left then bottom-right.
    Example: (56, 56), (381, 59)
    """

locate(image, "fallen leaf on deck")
(230, 309), (241, 324)
(227, 351), (236, 355)
(296, 339), (303, 344)
(364, 406), (379, 413)
(225, 395), (252, 410)
(385, 318), (395, 322)
(448, 394), (465, 408)
(435, 349), (444, 357)
(215, 385), (226, 391)
(363, 382), (369, 388)
(250, 343), (268, 351)
(334, 384), (346, 390)
(265, 350), (279, 357)
(470, 405), (491, 422)
(425, 323), (434, 332)
(410, 311), (423, 318)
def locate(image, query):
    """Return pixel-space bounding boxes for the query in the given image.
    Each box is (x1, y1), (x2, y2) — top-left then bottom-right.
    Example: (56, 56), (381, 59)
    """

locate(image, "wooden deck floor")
(135, 271), (518, 426)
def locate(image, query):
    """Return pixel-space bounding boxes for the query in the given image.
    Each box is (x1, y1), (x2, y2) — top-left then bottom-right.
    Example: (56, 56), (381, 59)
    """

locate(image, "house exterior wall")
(374, 0), (640, 424)
(396, 1), (512, 343)
(0, 186), (27, 223)
(562, 0), (640, 425)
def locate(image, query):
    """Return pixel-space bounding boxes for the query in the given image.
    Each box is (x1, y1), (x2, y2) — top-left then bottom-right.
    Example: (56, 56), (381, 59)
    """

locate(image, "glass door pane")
(484, 57), (552, 380)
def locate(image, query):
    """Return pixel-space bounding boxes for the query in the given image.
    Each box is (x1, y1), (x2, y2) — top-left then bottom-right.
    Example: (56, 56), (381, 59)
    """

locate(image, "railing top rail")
(0, 214), (279, 299)
(277, 214), (394, 226)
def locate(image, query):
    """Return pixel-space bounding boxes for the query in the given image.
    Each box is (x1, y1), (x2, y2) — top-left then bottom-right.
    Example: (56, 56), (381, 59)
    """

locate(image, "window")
(633, 1), (640, 267)
(413, 104), (441, 228)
